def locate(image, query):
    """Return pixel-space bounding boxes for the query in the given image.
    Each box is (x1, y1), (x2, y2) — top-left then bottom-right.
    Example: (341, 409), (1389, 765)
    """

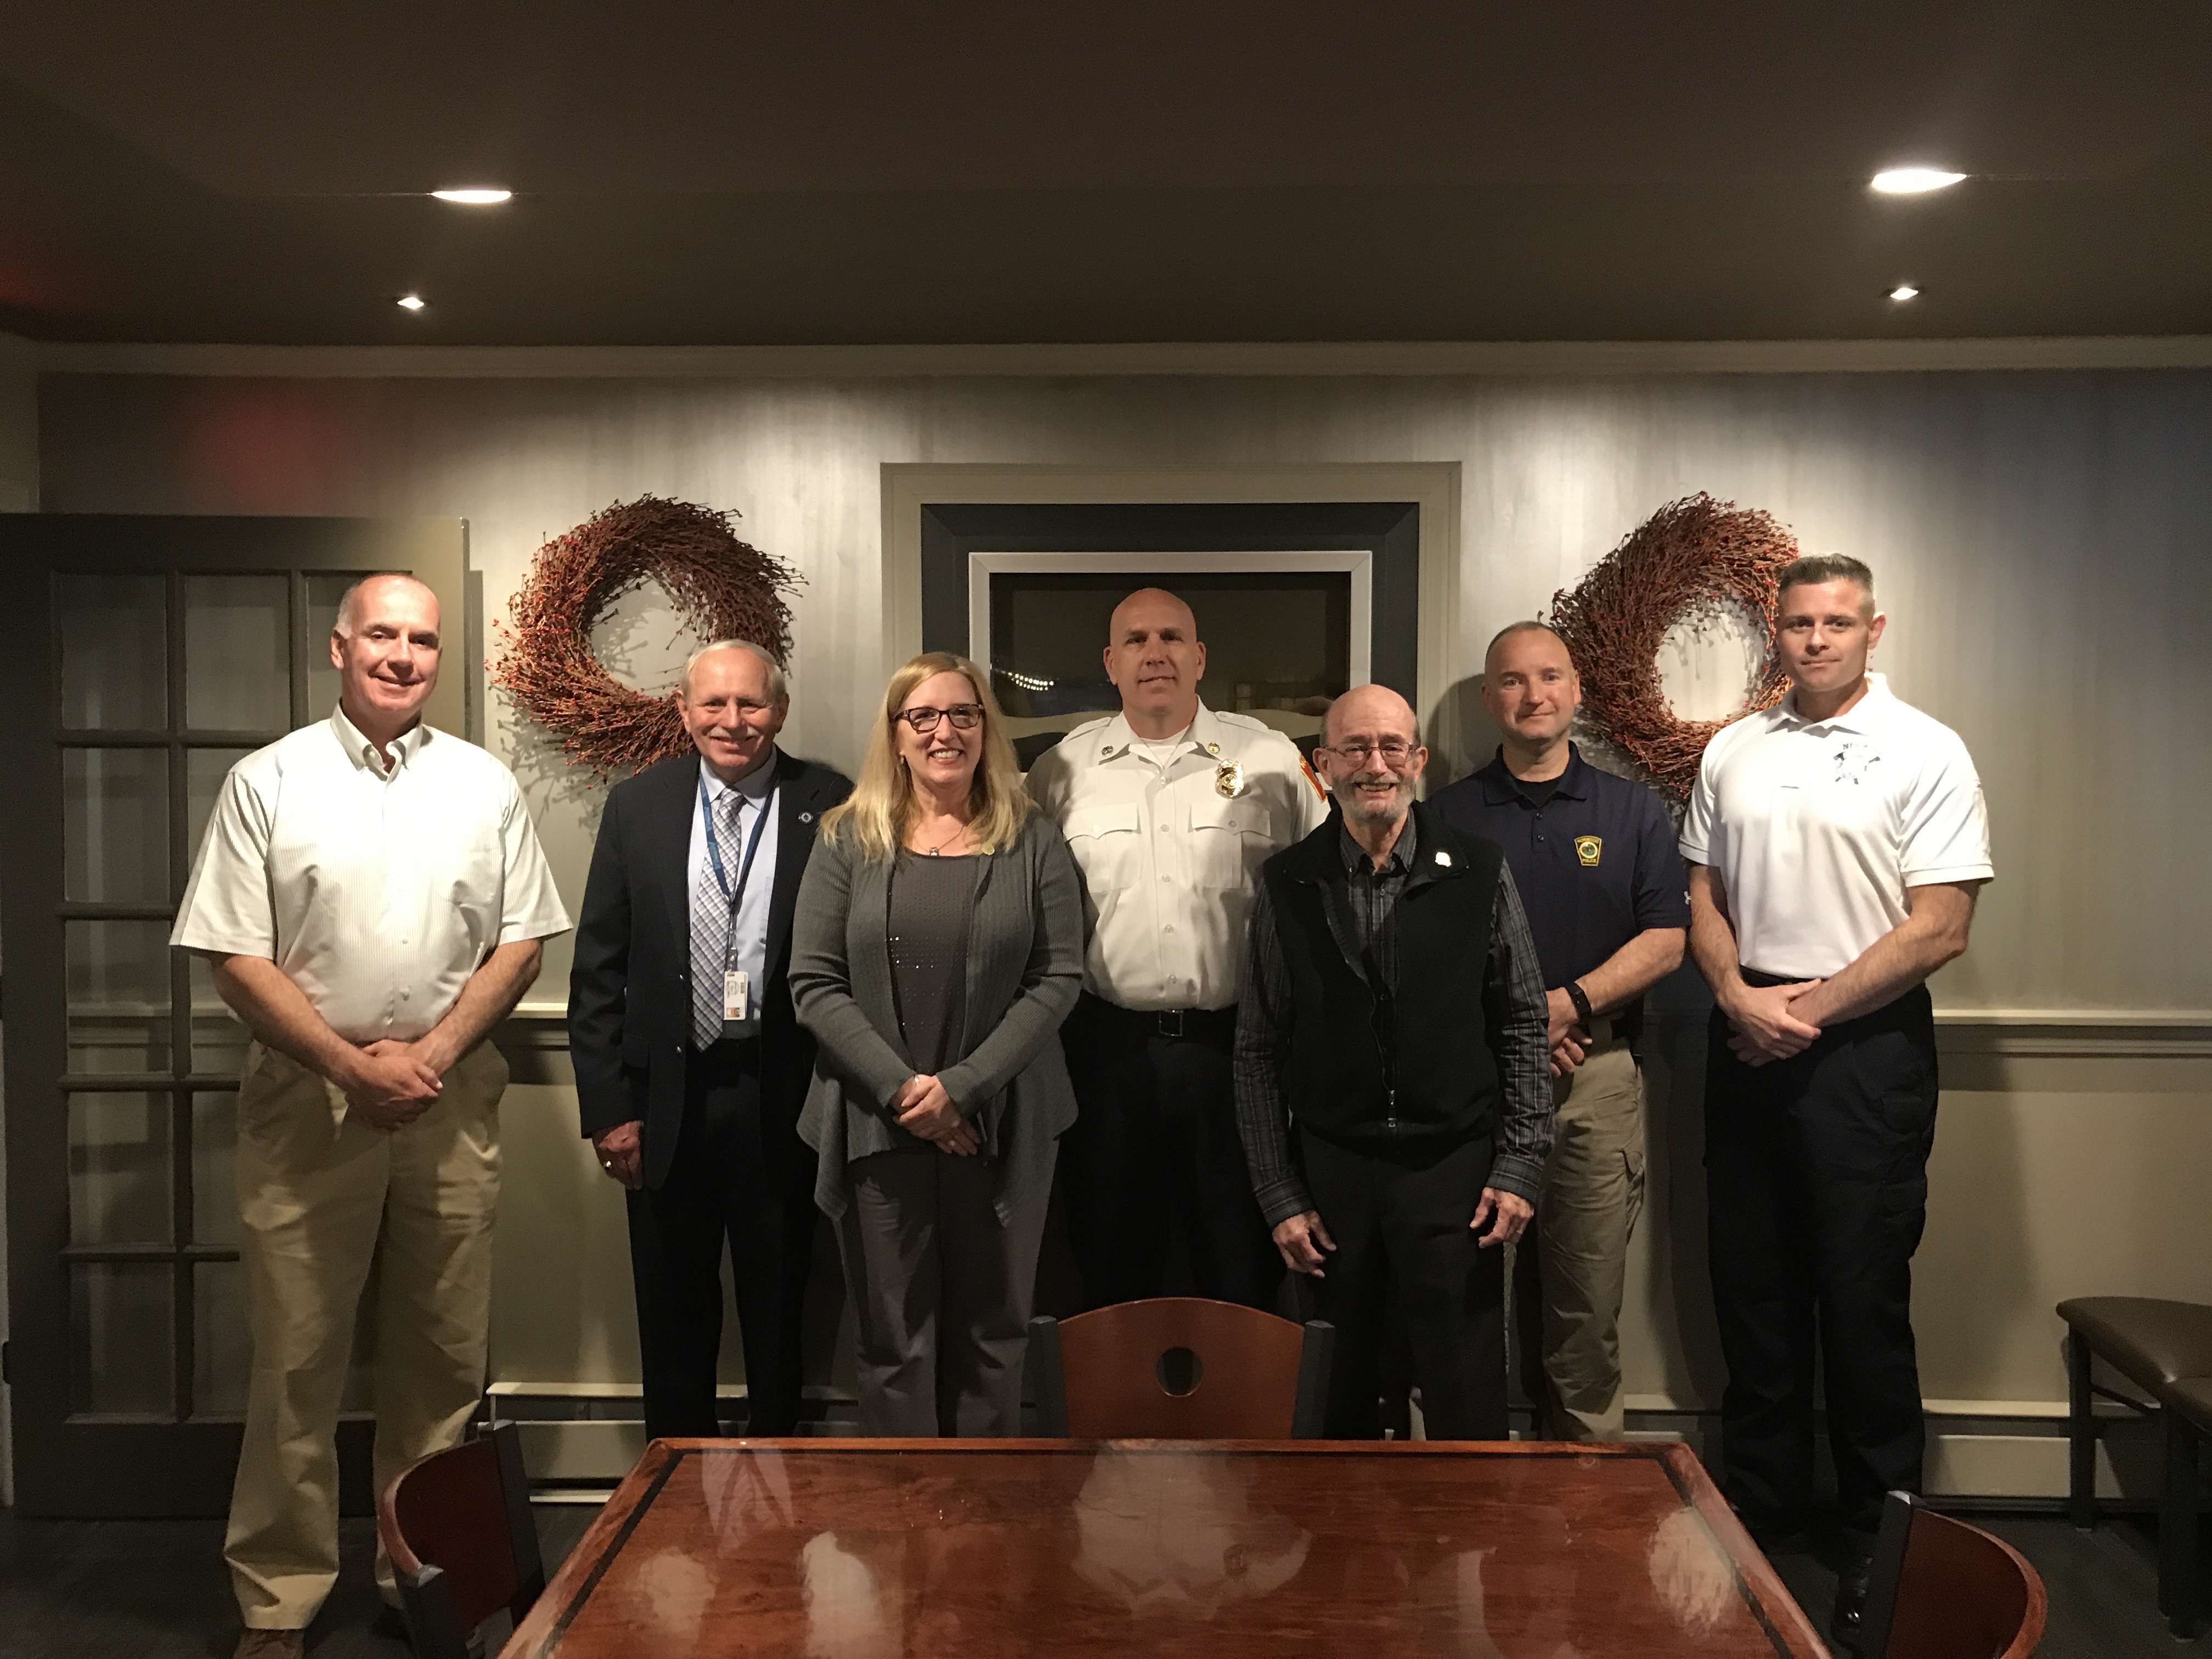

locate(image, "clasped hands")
(1721, 978), (1826, 1068)
(895, 1074), (978, 1156)
(343, 1037), (449, 1130)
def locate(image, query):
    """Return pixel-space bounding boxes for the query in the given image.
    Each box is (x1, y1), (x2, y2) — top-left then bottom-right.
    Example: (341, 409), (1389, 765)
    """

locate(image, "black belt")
(1740, 968), (1804, 989)
(1082, 992), (1237, 1042)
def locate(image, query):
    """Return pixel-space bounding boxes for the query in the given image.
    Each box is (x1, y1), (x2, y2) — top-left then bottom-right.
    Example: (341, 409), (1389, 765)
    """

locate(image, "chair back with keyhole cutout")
(1028, 1297), (1333, 1438)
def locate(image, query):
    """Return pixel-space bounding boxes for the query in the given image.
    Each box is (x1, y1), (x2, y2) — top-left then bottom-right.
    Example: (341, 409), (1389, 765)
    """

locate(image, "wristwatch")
(1565, 980), (1596, 1026)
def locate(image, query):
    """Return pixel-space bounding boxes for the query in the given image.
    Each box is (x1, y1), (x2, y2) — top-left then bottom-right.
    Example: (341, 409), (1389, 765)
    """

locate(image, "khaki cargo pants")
(225, 1038), (507, 1630)
(1513, 1032), (1646, 1441)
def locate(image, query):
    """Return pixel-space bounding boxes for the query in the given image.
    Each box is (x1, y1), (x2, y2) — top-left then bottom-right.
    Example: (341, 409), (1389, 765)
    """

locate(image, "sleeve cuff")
(1256, 1177), (1316, 1228)
(1900, 863), (1994, 885)
(1485, 1155), (1545, 1208)
(169, 930), (274, 958)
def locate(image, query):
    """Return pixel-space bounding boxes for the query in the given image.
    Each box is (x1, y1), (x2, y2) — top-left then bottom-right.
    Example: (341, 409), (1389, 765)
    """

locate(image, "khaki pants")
(225, 1039), (507, 1630)
(1514, 1035), (1645, 1441)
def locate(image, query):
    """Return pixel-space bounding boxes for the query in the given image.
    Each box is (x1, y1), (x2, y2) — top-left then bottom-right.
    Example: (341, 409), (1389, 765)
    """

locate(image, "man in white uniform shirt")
(1028, 587), (1329, 1310)
(1680, 554), (1990, 1652)
(172, 574), (570, 1659)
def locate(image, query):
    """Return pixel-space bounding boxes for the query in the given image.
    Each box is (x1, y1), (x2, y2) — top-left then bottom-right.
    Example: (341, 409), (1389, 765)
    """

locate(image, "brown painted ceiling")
(3, 1), (2209, 346)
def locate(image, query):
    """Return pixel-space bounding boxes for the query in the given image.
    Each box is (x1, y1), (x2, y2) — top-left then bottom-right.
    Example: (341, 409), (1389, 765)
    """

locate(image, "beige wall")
(32, 361), (2212, 1460)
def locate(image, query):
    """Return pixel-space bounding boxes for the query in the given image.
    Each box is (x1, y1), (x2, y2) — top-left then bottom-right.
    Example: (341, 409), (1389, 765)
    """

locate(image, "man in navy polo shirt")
(1431, 621), (1688, 1441)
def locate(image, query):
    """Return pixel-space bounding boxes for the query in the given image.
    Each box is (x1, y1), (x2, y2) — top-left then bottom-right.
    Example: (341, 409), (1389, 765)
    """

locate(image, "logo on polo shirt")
(1833, 738), (1882, 785)
(1575, 836), (1602, 866)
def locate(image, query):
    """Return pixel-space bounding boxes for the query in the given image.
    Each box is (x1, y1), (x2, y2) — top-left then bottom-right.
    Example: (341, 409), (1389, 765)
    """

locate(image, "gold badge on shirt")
(1575, 835), (1602, 867)
(1215, 761), (1246, 798)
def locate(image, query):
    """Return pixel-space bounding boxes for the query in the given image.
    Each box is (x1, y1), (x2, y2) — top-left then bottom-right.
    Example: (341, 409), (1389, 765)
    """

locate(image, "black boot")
(1830, 1553), (1874, 1654)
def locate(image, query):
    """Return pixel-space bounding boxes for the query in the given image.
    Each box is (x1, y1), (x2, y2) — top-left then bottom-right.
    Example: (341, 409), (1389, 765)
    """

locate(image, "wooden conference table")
(503, 1438), (1825, 1658)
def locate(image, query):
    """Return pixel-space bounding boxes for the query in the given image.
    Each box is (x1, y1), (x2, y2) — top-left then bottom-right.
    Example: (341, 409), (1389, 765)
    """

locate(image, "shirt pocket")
(1189, 795), (1270, 890)
(1063, 803), (1144, 893)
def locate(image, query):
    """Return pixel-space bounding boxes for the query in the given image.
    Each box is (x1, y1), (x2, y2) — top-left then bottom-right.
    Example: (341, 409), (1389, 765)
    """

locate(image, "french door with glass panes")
(2, 516), (466, 1516)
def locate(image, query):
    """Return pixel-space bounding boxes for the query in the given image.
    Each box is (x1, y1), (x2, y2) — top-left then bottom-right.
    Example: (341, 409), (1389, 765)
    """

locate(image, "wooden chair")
(376, 1420), (547, 1659)
(2158, 1375), (2211, 1639)
(1853, 1491), (2046, 1659)
(2057, 1295), (2212, 1636)
(1028, 1297), (1333, 1438)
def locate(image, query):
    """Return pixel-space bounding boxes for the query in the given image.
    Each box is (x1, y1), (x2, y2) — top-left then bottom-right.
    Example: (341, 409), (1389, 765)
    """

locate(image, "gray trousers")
(837, 1147), (1052, 1436)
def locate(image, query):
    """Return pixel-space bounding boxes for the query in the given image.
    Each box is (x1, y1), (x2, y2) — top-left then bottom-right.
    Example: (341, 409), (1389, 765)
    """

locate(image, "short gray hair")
(332, 572), (436, 637)
(1776, 554), (1877, 612)
(681, 639), (788, 703)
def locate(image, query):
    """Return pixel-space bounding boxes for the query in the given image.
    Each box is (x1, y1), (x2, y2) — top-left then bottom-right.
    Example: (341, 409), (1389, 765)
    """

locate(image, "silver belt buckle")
(1157, 1009), (1187, 1040)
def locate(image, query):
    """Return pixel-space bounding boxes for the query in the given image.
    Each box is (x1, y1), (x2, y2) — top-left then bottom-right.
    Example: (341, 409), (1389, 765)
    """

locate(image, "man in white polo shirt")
(173, 573), (570, 1659)
(1681, 553), (1990, 1652)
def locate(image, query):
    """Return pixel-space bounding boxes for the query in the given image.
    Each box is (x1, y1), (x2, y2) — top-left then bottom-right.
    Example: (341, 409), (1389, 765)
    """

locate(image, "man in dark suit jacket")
(569, 640), (853, 1438)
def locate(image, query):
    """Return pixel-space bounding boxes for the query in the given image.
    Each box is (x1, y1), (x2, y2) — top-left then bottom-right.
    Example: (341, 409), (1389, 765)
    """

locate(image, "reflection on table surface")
(507, 1441), (1820, 1659)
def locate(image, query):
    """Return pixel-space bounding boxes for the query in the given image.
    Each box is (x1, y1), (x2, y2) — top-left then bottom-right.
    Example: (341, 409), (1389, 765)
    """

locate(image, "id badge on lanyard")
(702, 777), (775, 1035)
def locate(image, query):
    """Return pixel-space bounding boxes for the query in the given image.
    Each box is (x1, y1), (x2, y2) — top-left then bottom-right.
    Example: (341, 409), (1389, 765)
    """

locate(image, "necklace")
(916, 820), (969, 856)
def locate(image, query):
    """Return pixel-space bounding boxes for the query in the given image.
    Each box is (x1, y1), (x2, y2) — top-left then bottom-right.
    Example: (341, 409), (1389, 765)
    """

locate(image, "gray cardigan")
(789, 809), (1085, 1223)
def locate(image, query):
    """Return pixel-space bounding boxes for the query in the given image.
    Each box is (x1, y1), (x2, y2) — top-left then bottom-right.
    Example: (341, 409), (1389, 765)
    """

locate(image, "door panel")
(3, 514), (466, 1515)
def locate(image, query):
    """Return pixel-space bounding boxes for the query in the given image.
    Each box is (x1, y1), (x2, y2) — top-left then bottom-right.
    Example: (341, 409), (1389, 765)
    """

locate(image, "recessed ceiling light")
(430, 188), (511, 205)
(1888, 284), (1920, 302)
(1870, 168), (1965, 195)
(396, 294), (427, 311)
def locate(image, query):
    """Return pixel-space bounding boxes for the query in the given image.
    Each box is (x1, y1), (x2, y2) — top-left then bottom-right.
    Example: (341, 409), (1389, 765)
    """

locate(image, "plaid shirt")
(1234, 810), (1555, 1226)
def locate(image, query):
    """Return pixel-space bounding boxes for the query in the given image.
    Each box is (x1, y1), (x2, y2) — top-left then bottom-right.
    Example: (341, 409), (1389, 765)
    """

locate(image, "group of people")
(177, 556), (1989, 1659)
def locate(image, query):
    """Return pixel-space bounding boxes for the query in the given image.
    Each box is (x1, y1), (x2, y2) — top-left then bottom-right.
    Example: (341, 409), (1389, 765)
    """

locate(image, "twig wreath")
(490, 495), (800, 778)
(1545, 493), (1797, 802)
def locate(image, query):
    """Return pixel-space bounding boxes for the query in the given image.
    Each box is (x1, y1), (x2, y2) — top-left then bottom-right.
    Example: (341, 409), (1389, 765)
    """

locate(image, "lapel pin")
(799, 811), (814, 824)
(1435, 849), (1452, 867)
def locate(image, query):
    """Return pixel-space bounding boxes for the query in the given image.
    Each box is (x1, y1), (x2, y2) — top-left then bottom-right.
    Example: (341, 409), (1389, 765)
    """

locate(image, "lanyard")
(701, 775), (776, 968)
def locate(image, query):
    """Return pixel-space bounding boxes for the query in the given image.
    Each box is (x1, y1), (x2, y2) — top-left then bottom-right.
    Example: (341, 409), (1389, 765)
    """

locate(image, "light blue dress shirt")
(687, 754), (780, 1039)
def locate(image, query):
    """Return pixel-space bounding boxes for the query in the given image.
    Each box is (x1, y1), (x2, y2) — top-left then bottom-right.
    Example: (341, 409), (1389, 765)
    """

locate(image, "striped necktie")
(692, 788), (747, 1047)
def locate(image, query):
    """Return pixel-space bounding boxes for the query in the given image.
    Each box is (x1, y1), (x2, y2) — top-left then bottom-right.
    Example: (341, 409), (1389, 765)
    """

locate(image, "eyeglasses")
(1322, 737), (1419, 764)
(894, 703), (985, 734)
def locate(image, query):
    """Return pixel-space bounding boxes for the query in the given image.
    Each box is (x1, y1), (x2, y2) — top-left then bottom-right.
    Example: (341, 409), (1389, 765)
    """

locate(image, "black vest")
(1260, 803), (1505, 1149)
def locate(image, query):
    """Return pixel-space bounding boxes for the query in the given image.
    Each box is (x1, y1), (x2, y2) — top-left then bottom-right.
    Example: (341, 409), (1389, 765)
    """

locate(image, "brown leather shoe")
(233, 1629), (306, 1659)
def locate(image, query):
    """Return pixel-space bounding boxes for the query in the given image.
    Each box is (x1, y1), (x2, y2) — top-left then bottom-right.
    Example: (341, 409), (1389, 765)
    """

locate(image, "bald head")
(1324, 683), (1419, 748)
(1108, 586), (1197, 645)
(1104, 586), (1207, 738)
(1483, 619), (1571, 676)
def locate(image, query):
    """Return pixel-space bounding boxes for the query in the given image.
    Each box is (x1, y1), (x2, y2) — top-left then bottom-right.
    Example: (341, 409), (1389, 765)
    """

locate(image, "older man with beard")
(1233, 684), (1553, 1438)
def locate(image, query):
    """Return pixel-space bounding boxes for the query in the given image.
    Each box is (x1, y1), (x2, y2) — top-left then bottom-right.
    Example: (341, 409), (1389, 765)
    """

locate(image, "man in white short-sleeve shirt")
(1028, 587), (1330, 1310)
(1679, 554), (1990, 1652)
(173, 573), (569, 1659)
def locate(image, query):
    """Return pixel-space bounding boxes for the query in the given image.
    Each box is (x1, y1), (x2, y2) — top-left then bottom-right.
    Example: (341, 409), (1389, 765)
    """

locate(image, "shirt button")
(1164, 924), (1175, 933)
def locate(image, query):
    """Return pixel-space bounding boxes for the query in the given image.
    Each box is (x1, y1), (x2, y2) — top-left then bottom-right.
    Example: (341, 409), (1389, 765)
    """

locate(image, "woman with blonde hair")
(789, 651), (1084, 1434)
